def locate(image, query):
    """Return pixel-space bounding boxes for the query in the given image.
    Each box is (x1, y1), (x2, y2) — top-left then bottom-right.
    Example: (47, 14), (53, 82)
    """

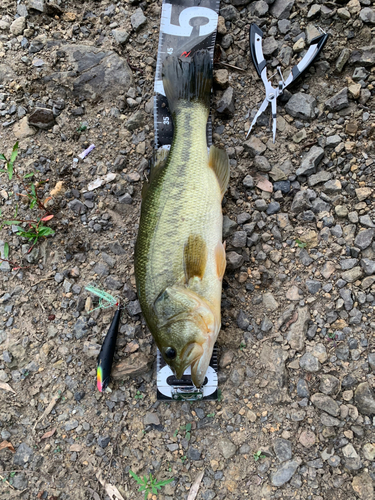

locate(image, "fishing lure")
(85, 285), (122, 392)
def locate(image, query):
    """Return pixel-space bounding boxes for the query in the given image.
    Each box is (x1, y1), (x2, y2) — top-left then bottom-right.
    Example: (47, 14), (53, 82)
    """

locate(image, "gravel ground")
(0, 0), (375, 499)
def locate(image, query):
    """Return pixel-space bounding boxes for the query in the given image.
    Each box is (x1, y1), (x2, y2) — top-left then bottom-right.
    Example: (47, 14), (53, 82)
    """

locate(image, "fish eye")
(165, 347), (177, 360)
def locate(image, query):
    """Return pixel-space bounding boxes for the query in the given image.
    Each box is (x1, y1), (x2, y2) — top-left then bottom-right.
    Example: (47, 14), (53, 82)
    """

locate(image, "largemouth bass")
(134, 50), (229, 387)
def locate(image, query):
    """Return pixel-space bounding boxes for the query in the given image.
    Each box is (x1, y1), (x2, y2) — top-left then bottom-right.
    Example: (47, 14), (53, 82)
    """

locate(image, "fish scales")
(135, 51), (229, 386)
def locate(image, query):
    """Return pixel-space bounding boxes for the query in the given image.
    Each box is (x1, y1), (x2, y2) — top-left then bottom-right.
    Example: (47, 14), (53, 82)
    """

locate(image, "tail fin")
(162, 50), (212, 114)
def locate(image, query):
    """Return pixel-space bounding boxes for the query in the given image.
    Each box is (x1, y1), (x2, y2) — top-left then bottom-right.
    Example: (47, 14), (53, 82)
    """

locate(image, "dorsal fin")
(184, 234), (207, 282)
(208, 146), (230, 198)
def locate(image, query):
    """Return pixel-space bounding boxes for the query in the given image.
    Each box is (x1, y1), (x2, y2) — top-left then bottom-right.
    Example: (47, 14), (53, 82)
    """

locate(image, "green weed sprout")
(129, 470), (173, 500)
(253, 450), (266, 462)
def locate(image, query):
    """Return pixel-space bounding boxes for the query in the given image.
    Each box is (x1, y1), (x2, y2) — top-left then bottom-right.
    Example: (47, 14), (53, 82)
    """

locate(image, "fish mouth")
(174, 342), (203, 380)
(190, 337), (215, 387)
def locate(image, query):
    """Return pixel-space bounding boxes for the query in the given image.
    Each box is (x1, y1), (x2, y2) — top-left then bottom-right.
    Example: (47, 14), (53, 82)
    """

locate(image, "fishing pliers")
(247, 24), (328, 143)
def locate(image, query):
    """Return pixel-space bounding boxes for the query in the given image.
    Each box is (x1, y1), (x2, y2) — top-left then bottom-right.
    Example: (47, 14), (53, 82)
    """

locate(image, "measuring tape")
(154, 0), (221, 150)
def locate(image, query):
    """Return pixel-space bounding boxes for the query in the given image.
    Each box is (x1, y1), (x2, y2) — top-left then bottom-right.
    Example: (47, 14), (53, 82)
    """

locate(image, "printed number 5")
(161, 4), (218, 37)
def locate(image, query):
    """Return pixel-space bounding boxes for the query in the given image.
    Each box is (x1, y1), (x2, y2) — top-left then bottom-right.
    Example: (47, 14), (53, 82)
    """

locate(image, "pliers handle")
(247, 24), (328, 142)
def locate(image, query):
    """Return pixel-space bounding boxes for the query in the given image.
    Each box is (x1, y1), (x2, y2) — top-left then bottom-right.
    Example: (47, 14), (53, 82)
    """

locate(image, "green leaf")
(157, 478), (174, 486)
(0, 169), (6, 173)
(185, 423), (192, 432)
(7, 164), (13, 181)
(3, 242), (9, 259)
(10, 144), (19, 165)
(2, 221), (22, 225)
(24, 173), (34, 179)
(129, 470), (143, 485)
(151, 486), (157, 494)
(0, 154), (6, 161)
(185, 431), (191, 441)
(37, 227), (55, 237)
(30, 200), (37, 209)
(31, 184), (36, 197)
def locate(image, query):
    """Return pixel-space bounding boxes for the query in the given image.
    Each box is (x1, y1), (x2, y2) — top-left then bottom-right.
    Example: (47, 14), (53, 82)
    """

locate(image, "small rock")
(218, 438), (237, 459)
(270, 458), (301, 487)
(299, 353), (321, 372)
(273, 438), (292, 462)
(285, 93), (316, 120)
(13, 443), (33, 465)
(299, 430), (316, 448)
(319, 374), (340, 395)
(112, 352), (153, 378)
(263, 293), (279, 311)
(144, 412), (160, 426)
(28, 108), (55, 130)
(217, 87), (235, 116)
(131, 8), (147, 31)
(352, 472), (374, 500)
(243, 136), (266, 157)
(354, 382), (375, 415)
(310, 393), (339, 416)
(325, 88), (349, 111)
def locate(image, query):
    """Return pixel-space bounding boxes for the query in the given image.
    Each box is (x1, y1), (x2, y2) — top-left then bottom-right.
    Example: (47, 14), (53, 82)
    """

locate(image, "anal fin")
(208, 146), (230, 198)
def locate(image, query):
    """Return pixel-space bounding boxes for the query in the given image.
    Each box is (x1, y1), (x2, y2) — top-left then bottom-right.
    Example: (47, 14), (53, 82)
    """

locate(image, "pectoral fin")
(208, 146), (230, 198)
(184, 234), (207, 282)
(215, 241), (226, 280)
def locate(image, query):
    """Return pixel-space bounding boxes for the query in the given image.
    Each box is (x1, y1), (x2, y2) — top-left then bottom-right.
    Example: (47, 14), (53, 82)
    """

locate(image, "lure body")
(97, 308), (122, 392)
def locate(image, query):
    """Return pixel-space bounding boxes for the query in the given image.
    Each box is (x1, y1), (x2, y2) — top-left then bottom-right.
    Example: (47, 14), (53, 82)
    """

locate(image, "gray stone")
(321, 413), (341, 427)
(13, 443), (33, 466)
(361, 259), (375, 275)
(73, 317), (88, 339)
(231, 231), (247, 248)
(306, 280), (321, 294)
(28, 108), (55, 130)
(65, 419), (79, 431)
(299, 353), (321, 372)
(296, 146), (324, 177)
(51, 44), (133, 100)
(126, 111), (145, 131)
(359, 7), (375, 24)
(287, 306), (310, 351)
(340, 258), (358, 270)
(12, 473), (28, 490)
(243, 175), (254, 188)
(355, 382), (375, 416)
(368, 353), (375, 371)
(325, 88), (349, 111)
(273, 438), (292, 462)
(68, 199), (87, 215)
(218, 438), (237, 459)
(105, 276), (122, 290)
(254, 156), (271, 172)
(217, 87), (235, 116)
(243, 136), (266, 157)
(263, 37), (279, 56)
(97, 436), (111, 448)
(310, 393), (339, 416)
(285, 93), (316, 120)
(298, 249), (313, 266)
(349, 44), (375, 67)
(297, 379), (309, 398)
(319, 374), (340, 395)
(270, 0), (295, 20)
(354, 229), (374, 250)
(341, 267), (363, 283)
(291, 191), (312, 214)
(144, 412), (160, 426)
(93, 262), (109, 277)
(112, 29), (130, 44)
(131, 8), (147, 31)
(126, 300), (142, 316)
(336, 48), (351, 72)
(270, 458), (301, 487)
(263, 293), (279, 311)
(226, 251), (244, 270)
(28, 0), (45, 12)
(308, 171), (332, 186)
(223, 216), (237, 238)
(359, 215), (375, 228)
(248, 0), (269, 17)
(237, 310), (250, 330)
(10, 17), (26, 36)
(267, 202), (280, 215)
(219, 5), (240, 21)
(187, 447), (201, 460)
(326, 135), (342, 148)
(340, 288), (353, 310)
